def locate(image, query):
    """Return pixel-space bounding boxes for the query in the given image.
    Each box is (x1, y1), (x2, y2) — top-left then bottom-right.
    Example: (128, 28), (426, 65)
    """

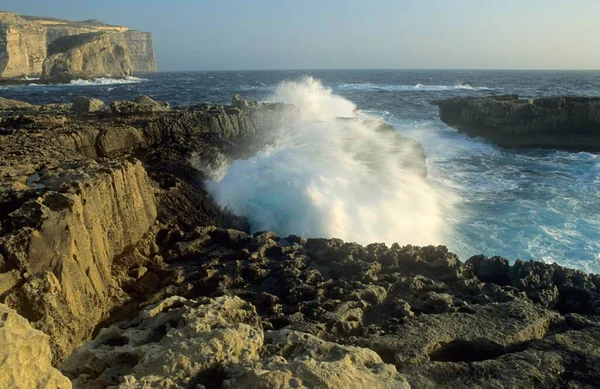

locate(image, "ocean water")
(2, 70), (599, 273)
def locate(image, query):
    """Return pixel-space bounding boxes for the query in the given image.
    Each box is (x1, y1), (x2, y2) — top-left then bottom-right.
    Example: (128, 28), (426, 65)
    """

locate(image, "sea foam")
(205, 77), (456, 246)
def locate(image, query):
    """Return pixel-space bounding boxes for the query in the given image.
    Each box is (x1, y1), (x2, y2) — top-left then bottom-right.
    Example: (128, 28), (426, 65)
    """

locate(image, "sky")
(2, 0), (599, 71)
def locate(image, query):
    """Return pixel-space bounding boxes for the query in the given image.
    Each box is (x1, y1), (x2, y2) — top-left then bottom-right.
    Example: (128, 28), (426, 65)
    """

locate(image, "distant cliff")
(0, 11), (156, 78)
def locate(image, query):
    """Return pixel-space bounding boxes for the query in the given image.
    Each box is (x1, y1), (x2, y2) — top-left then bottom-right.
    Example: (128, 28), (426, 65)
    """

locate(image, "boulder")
(41, 32), (132, 82)
(434, 95), (600, 151)
(0, 304), (72, 389)
(109, 95), (169, 113)
(232, 93), (259, 109)
(70, 96), (107, 113)
(0, 97), (32, 110)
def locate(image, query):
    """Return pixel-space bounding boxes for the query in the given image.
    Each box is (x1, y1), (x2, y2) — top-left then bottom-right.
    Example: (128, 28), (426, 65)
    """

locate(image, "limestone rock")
(0, 97), (32, 110)
(2, 160), (157, 363)
(108, 31), (156, 73)
(232, 93), (259, 109)
(110, 95), (170, 114)
(64, 296), (408, 389)
(434, 95), (600, 151)
(71, 96), (107, 113)
(0, 12), (47, 78)
(62, 296), (264, 388)
(41, 32), (132, 82)
(225, 330), (410, 389)
(0, 304), (72, 389)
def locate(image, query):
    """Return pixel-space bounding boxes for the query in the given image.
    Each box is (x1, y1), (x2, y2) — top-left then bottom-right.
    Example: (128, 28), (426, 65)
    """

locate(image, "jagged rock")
(0, 304), (72, 389)
(0, 97), (33, 110)
(70, 96), (107, 113)
(232, 93), (259, 109)
(224, 329), (410, 389)
(41, 32), (132, 82)
(0, 95), (301, 363)
(434, 95), (600, 151)
(62, 296), (264, 388)
(109, 95), (170, 113)
(1, 160), (157, 363)
(64, 296), (408, 389)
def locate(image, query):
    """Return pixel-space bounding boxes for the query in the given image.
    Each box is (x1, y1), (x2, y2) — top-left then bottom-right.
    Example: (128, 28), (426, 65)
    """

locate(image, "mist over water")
(206, 78), (456, 246)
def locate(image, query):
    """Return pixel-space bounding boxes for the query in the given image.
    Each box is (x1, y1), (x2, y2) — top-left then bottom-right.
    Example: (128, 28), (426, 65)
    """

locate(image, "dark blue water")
(2, 70), (599, 272)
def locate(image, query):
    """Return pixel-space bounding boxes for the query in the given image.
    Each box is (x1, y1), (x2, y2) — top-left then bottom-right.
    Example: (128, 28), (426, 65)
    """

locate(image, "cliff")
(0, 12), (46, 78)
(434, 95), (600, 151)
(41, 32), (132, 82)
(0, 11), (156, 78)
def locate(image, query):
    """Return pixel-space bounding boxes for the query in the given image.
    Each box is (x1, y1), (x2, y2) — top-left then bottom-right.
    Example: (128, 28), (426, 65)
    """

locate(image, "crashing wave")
(206, 77), (456, 246)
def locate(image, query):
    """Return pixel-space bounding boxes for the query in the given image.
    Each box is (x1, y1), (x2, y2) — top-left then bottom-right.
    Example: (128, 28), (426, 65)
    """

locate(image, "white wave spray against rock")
(206, 77), (456, 246)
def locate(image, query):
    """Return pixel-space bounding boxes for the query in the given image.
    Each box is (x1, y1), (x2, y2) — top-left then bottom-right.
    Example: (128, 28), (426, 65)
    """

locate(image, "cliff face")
(0, 12), (47, 78)
(110, 31), (156, 73)
(0, 11), (156, 78)
(41, 32), (132, 82)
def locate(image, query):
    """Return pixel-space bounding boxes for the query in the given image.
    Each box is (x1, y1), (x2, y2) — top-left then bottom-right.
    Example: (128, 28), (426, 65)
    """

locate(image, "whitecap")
(337, 83), (494, 92)
(69, 76), (147, 86)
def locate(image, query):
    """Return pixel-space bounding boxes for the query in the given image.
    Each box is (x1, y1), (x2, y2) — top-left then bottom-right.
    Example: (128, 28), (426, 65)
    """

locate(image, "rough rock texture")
(109, 31), (156, 73)
(2, 159), (157, 362)
(71, 96), (107, 113)
(0, 303), (72, 389)
(41, 32), (132, 82)
(3, 94), (597, 387)
(110, 95), (170, 113)
(0, 95), (305, 364)
(0, 97), (33, 110)
(0, 11), (156, 79)
(61, 227), (600, 388)
(434, 95), (600, 151)
(63, 296), (409, 389)
(0, 12), (47, 78)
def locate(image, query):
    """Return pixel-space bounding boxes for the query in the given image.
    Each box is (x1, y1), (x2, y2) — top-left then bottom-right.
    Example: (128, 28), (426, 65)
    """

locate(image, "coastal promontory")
(434, 95), (600, 151)
(0, 11), (156, 80)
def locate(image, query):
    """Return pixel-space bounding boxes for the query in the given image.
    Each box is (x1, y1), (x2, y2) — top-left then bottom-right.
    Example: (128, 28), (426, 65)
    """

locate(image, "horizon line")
(152, 67), (600, 73)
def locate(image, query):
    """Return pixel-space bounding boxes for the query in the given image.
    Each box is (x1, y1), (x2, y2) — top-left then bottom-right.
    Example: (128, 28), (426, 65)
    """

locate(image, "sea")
(2, 70), (599, 273)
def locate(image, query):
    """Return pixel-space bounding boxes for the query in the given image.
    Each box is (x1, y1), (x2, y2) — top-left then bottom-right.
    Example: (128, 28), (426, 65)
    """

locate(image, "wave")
(337, 83), (494, 92)
(205, 77), (457, 246)
(69, 76), (147, 86)
(24, 76), (147, 87)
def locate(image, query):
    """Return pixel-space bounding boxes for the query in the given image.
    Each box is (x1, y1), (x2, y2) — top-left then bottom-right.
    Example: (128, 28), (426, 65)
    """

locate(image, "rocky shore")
(434, 95), (600, 151)
(0, 94), (599, 388)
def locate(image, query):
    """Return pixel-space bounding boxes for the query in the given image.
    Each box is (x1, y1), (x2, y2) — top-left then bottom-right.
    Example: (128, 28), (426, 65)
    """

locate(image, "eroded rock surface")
(434, 95), (600, 151)
(63, 227), (600, 388)
(41, 32), (132, 82)
(1, 94), (598, 388)
(0, 11), (155, 79)
(0, 304), (72, 389)
(63, 296), (409, 389)
(0, 95), (304, 364)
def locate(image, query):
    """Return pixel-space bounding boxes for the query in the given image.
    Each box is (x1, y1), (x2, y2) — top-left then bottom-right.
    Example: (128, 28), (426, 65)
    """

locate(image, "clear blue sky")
(2, 0), (599, 71)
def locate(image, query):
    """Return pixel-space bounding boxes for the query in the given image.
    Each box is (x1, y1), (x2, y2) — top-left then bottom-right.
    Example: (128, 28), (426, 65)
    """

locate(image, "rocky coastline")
(434, 95), (600, 151)
(0, 94), (599, 388)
